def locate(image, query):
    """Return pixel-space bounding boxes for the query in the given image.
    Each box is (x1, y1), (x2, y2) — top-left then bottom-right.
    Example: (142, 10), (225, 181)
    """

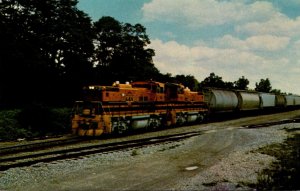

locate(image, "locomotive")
(71, 80), (300, 136)
(71, 81), (208, 136)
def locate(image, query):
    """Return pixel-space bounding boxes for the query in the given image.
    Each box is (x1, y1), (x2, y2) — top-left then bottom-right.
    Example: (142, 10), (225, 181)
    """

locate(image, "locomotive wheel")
(114, 126), (125, 134)
(176, 113), (186, 126)
(148, 117), (161, 130)
(112, 121), (128, 134)
(197, 114), (205, 122)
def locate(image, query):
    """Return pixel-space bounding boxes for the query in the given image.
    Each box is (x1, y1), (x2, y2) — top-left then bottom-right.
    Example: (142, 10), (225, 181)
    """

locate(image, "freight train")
(71, 80), (300, 136)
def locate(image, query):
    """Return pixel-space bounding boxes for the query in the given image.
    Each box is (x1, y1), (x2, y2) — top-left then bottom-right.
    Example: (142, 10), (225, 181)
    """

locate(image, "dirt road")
(1, 110), (300, 190)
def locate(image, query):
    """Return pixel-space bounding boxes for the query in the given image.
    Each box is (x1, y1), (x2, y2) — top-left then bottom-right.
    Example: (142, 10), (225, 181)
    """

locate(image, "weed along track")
(0, 131), (202, 171)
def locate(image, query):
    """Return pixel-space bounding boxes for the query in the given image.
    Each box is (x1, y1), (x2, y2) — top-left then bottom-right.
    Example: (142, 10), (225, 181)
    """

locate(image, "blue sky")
(78, 0), (300, 94)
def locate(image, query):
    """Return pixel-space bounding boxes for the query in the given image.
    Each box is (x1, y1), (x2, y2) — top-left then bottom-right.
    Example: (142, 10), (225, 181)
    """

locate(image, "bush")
(18, 103), (72, 137)
(51, 107), (73, 134)
(0, 104), (72, 141)
(0, 109), (31, 140)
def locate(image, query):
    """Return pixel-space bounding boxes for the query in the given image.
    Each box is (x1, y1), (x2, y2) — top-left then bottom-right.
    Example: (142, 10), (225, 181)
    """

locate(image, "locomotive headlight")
(85, 119), (92, 125)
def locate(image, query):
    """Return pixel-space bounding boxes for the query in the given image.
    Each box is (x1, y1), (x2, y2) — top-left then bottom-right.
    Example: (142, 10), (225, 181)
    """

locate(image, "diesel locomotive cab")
(71, 101), (109, 136)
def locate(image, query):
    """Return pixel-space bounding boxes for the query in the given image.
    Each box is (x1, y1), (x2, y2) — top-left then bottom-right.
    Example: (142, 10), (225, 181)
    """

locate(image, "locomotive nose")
(78, 120), (104, 136)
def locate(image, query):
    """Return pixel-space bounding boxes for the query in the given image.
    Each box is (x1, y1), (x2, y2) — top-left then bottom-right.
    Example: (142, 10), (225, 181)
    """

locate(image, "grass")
(249, 133), (300, 190)
(131, 150), (139, 156)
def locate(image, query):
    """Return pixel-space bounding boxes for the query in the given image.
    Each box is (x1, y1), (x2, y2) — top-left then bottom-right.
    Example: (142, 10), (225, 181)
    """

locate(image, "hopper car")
(72, 81), (300, 137)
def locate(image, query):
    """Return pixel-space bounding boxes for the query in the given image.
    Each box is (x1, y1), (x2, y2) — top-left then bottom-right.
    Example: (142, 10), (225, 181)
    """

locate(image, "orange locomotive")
(71, 81), (208, 136)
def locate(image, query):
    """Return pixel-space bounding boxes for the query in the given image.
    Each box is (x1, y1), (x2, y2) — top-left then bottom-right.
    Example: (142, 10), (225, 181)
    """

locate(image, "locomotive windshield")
(72, 101), (102, 116)
(82, 86), (103, 101)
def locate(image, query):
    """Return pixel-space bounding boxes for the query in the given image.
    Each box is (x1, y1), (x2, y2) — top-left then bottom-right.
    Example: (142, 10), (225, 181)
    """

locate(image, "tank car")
(259, 93), (276, 108)
(72, 81), (208, 136)
(285, 95), (295, 107)
(275, 94), (286, 107)
(236, 91), (260, 111)
(203, 89), (238, 113)
(294, 95), (300, 106)
(284, 95), (300, 107)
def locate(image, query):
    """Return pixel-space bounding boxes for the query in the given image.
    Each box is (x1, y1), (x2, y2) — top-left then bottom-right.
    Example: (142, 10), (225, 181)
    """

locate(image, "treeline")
(0, 0), (281, 108)
(199, 73), (282, 94)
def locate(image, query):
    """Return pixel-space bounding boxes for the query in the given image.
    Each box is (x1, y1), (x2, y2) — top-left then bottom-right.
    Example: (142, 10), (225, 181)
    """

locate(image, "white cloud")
(218, 35), (290, 51)
(245, 35), (290, 51)
(236, 15), (300, 37)
(142, 0), (277, 27)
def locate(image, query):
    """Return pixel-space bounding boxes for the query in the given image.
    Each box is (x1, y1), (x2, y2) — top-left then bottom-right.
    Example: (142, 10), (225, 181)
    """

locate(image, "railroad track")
(0, 137), (89, 156)
(244, 117), (300, 128)
(0, 131), (203, 171)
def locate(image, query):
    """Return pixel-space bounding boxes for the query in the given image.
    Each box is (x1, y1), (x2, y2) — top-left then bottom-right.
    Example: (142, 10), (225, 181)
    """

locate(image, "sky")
(77, 0), (300, 94)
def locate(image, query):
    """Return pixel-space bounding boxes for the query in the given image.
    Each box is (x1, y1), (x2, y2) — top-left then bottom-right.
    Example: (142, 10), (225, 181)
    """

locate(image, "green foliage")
(199, 73), (234, 89)
(0, 109), (30, 140)
(131, 150), (139, 156)
(234, 76), (249, 90)
(254, 134), (300, 190)
(270, 89), (282, 94)
(0, 105), (72, 141)
(255, 78), (272, 93)
(0, 0), (94, 105)
(199, 73), (251, 90)
(51, 108), (73, 133)
(18, 103), (72, 136)
(93, 16), (159, 84)
(172, 75), (199, 91)
(199, 73), (226, 88)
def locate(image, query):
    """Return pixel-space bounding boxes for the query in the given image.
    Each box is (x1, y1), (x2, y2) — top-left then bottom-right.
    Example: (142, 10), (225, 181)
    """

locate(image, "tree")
(270, 89), (282, 94)
(234, 76), (249, 90)
(173, 75), (199, 91)
(93, 17), (159, 84)
(0, 0), (95, 105)
(199, 73), (225, 88)
(255, 78), (272, 92)
(224, 82), (234, 89)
